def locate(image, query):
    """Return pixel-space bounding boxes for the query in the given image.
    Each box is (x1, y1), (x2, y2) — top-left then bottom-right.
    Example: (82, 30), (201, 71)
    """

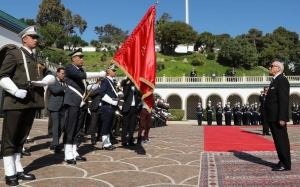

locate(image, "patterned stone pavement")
(0, 119), (299, 187)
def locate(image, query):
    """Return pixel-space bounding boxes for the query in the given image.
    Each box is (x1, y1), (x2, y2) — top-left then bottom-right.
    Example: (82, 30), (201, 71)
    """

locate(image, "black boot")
(5, 175), (19, 186)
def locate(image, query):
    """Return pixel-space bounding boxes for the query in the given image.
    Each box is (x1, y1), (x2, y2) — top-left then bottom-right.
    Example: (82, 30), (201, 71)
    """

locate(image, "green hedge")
(168, 109), (184, 121)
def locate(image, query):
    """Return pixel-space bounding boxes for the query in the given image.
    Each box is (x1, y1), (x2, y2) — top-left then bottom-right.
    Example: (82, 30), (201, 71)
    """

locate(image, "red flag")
(112, 5), (156, 112)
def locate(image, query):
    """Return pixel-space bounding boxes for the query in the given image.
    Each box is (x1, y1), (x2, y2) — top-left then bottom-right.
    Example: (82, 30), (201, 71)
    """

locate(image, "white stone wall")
(155, 87), (300, 119)
(0, 27), (22, 47)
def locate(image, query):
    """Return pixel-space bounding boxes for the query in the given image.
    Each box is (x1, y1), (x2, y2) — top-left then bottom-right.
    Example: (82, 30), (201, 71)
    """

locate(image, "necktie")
(31, 53), (35, 59)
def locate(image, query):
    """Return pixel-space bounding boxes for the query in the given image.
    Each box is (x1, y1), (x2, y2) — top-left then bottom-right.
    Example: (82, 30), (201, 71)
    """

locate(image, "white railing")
(88, 75), (300, 84)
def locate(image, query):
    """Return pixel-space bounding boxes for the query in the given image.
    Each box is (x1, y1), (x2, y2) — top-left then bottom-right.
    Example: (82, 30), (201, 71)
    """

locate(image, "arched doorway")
(186, 94), (202, 120)
(167, 94), (182, 109)
(247, 94), (260, 105)
(227, 94), (243, 107)
(289, 93), (300, 119)
(206, 94), (222, 108)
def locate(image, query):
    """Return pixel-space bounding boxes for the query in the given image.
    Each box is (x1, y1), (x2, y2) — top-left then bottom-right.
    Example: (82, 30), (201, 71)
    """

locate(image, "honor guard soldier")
(236, 103), (243, 125)
(224, 102), (233, 125)
(252, 102), (260, 125)
(296, 105), (300, 124)
(100, 64), (122, 150)
(244, 103), (252, 125)
(63, 48), (106, 164)
(0, 26), (55, 186)
(291, 103), (297, 125)
(206, 101), (213, 125)
(216, 102), (223, 125)
(196, 103), (203, 125)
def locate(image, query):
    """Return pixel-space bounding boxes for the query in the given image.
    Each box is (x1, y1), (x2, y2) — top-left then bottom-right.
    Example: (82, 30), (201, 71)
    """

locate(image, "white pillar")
(185, 0), (189, 24)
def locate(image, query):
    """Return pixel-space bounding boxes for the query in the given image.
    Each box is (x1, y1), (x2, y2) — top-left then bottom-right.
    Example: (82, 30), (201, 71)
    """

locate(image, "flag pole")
(155, 0), (161, 5)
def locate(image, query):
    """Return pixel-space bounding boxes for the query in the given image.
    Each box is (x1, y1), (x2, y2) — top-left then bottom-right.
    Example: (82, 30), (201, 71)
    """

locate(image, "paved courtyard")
(0, 118), (299, 186)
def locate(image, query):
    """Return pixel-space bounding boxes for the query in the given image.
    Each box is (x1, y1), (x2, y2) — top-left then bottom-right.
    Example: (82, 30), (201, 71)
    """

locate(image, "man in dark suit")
(0, 26), (55, 185)
(47, 68), (66, 153)
(259, 87), (270, 135)
(63, 48), (106, 164)
(121, 78), (141, 146)
(89, 81), (103, 145)
(265, 61), (291, 171)
(100, 64), (121, 150)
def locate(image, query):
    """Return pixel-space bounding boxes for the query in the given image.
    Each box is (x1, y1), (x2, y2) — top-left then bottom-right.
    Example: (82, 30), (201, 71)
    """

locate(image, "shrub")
(207, 53), (215, 60)
(168, 109), (184, 121)
(191, 59), (204, 66)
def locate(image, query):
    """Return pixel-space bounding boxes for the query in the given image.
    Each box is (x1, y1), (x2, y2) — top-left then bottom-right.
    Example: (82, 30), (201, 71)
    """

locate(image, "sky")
(1, 0), (300, 43)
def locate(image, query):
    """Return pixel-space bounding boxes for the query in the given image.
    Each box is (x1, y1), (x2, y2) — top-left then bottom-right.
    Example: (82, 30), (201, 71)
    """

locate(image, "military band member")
(216, 102), (223, 125)
(296, 105), (300, 124)
(89, 81), (103, 145)
(196, 103), (203, 125)
(63, 48), (106, 164)
(0, 26), (55, 186)
(100, 64), (121, 150)
(224, 102), (233, 126)
(206, 101), (213, 125)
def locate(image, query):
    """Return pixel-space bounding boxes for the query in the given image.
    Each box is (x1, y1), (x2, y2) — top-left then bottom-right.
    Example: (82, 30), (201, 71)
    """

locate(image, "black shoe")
(50, 145), (55, 150)
(128, 142), (136, 146)
(103, 145), (114, 150)
(25, 139), (34, 143)
(22, 149), (31, 156)
(96, 136), (102, 142)
(75, 156), (87, 161)
(77, 133), (85, 138)
(121, 143), (128, 147)
(272, 166), (290, 171)
(54, 146), (62, 153)
(91, 139), (97, 145)
(17, 171), (36, 180)
(5, 175), (19, 186)
(265, 133), (271, 136)
(66, 159), (76, 164)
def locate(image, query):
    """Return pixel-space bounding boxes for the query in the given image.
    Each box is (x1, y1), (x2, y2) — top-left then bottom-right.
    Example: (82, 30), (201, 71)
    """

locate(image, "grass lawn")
(80, 51), (268, 77)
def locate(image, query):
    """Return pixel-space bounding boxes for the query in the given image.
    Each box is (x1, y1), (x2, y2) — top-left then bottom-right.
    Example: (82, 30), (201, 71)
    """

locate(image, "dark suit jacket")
(89, 88), (102, 111)
(47, 78), (66, 111)
(265, 73), (290, 122)
(63, 64), (87, 107)
(0, 46), (51, 110)
(122, 84), (140, 113)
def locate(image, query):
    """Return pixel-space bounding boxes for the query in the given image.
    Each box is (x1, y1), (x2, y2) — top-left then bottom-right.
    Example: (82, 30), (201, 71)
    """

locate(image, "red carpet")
(204, 126), (276, 152)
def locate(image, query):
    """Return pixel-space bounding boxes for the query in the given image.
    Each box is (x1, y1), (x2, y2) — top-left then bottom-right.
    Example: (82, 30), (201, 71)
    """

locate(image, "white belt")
(68, 85), (84, 99)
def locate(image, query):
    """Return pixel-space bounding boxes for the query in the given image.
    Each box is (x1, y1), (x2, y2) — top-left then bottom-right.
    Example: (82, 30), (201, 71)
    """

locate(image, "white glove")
(14, 89), (27, 99)
(31, 80), (47, 87)
(91, 84), (99, 90)
(111, 100), (118, 106)
(87, 108), (91, 114)
(99, 71), (106, 78)
(117, 91), (124, 97)
(86, 71), (107, 79)
(42, 75), (55, 85)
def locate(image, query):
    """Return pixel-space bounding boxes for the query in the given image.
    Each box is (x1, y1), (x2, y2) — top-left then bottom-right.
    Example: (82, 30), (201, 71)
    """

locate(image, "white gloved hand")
(111, 100), (118, 106)
(117, 91), (124, 97)
(99, 71), (106, 78)
(31, 80), (47, 87)
(87, 108), (91, 114)
(14, 89), (27, 99)
(91, 84), (99, 90)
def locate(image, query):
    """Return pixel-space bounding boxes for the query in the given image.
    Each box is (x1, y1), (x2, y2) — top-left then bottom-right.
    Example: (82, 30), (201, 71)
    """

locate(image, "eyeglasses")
(112, 69), (116, 72)
(28, 35), (39, 39)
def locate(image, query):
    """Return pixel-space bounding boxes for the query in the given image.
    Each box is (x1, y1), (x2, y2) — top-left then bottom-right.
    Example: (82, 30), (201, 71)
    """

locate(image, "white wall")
(155, 87), (300, 119)
(175, 45), (194, 53)
(0, 27), (22, 47)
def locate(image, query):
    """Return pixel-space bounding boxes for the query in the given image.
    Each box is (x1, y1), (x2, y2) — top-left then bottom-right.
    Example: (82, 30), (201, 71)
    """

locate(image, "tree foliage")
(218, 38), (258, 69)
(36, 0), (87, 48)
(195, 32), (216, 53)
(94, 24), (128, 44)
(19, 18), (36, 26)
(39, 22), (64, 49)
(155, 21), (197, 54)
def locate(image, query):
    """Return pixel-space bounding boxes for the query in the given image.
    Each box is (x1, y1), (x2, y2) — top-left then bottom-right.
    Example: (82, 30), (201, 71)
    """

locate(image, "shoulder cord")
(19, 49), (31, 83)
(106, 78), (118, 97)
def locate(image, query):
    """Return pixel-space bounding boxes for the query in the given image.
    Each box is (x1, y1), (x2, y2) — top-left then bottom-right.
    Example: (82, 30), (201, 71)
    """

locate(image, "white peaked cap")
(18, 25), (39, 38)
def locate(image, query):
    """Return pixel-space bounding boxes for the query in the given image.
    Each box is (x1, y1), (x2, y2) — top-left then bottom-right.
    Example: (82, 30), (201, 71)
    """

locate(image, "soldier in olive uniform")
(0, 26), (55, 186)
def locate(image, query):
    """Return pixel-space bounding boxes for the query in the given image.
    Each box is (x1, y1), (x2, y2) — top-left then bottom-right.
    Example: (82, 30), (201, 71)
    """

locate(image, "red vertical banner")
(112, 5), (156, 112)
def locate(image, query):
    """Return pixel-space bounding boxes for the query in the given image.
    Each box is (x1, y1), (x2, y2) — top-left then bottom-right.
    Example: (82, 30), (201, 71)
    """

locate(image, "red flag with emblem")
(112, 5), (156, 112)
